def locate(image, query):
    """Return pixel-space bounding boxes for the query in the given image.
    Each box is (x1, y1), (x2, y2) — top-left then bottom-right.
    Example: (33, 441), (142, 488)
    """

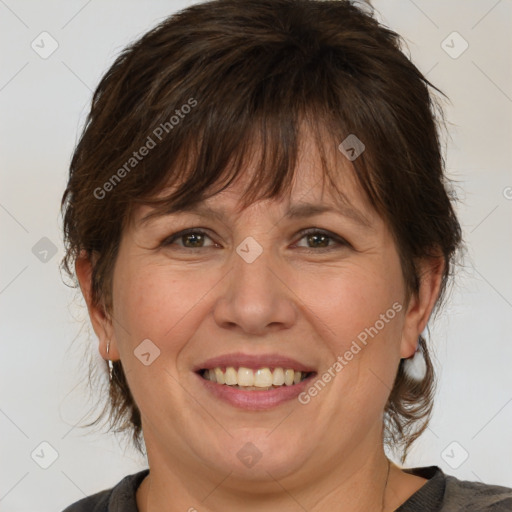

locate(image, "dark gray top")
(62, 465), (512, 511)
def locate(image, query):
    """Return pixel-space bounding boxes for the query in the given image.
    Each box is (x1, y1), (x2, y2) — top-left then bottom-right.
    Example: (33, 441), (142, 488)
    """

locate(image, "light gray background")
(1, 1), (511, 510)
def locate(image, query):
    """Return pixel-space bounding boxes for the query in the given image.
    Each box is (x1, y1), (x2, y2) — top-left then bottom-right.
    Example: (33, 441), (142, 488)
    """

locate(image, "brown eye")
(305, 232), (331, 248)
(180, 232), (206, 248)
(294, 229), (350, 251)
(162, 229), (216, 249)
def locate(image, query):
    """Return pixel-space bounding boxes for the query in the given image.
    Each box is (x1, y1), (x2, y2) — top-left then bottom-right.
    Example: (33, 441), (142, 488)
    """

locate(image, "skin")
(76, 135), (443, 511)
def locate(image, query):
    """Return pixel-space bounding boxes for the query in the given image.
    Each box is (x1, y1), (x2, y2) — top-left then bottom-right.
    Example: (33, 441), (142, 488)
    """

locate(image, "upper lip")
(194, 352), (317, 373)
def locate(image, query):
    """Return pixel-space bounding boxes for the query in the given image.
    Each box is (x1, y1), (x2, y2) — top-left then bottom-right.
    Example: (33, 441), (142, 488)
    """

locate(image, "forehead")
(132, 129), (378, 229)
(189, 163), (372, 223)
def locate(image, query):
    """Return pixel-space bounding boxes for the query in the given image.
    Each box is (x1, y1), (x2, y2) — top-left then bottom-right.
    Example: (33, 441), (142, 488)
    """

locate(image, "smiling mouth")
(198, 366), (314, 390)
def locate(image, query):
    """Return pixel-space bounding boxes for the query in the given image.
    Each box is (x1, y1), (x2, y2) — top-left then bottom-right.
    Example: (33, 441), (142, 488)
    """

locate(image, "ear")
(75, 252), (120, 361)
(400, 255), (444, 358)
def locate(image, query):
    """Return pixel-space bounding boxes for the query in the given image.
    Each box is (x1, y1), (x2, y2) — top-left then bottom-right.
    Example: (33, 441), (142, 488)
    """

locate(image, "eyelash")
(161, 228), (350, 252)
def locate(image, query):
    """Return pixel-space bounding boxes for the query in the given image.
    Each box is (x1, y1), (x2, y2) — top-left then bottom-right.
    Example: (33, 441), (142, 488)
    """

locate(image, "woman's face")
(84, 136), (436, 488)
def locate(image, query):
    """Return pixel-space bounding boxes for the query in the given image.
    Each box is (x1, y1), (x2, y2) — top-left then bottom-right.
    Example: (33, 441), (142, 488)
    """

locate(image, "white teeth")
(237, 367), (254, 386)
(254, 368), (273, 387)
(272, 367), (285, 386)
(214, 367), (225, 384)
(225, 366), (238, 385)
(202, 366), (310, 388)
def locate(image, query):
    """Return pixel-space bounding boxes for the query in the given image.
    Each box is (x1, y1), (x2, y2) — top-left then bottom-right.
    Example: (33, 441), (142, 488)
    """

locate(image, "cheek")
(298, 261), (404, 348)
(299, 259), (405, 410)
(110, 260), (224, 417)
(112, 259), (221, 352)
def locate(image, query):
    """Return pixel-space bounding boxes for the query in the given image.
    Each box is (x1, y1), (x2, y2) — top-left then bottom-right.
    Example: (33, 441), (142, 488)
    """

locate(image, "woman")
(60, 0), (512, 510)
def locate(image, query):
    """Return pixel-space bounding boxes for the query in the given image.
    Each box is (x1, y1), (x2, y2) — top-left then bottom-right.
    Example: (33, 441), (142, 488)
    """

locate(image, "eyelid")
(161, 226), (351, 251)
(294, 227), (352, 250)
(160, 227), (218, 248)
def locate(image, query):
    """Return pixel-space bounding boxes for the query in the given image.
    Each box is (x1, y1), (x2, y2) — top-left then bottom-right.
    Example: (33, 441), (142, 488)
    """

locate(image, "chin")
(208, 431), (311, 481)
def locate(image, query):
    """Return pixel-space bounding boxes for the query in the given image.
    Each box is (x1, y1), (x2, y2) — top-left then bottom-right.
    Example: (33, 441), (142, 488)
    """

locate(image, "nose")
(212, 243), (298, 336)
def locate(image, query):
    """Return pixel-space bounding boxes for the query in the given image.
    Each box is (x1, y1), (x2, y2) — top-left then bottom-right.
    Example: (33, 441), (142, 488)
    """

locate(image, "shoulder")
(61, 490), (110, 512)
(443, 471), (512, 511)
(61, 469), (149, 512)
(399, 465), (512, 511)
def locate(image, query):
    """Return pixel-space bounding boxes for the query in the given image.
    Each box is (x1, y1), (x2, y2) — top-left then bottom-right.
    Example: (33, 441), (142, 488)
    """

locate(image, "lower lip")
(195, 372), (317, 410)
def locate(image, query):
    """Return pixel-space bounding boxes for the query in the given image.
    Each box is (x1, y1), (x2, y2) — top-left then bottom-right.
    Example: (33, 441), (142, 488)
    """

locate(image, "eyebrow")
(138, 201), (372, 229)
(283, 202), (371, 228)
(138, 204), (227, 227)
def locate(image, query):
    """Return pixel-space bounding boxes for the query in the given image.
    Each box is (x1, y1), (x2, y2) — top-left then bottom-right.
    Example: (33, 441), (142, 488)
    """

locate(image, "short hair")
(61, 0), (462, 463)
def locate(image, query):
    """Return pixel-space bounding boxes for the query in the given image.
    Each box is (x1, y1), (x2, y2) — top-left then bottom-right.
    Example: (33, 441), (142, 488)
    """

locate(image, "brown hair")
(61, 0), (462, 463)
